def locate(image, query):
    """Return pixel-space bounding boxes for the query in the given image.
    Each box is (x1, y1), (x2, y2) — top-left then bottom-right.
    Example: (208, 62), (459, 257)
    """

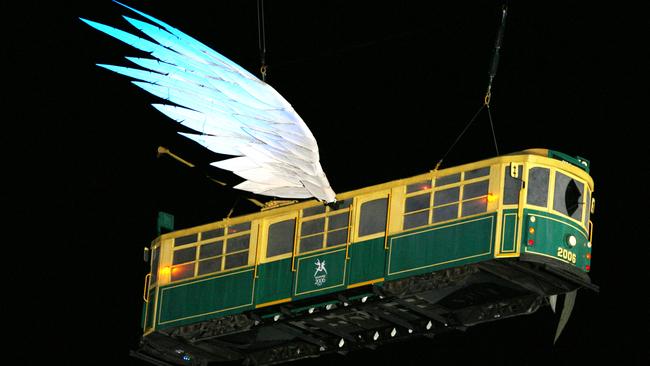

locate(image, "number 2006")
(557, 247), (576, 264)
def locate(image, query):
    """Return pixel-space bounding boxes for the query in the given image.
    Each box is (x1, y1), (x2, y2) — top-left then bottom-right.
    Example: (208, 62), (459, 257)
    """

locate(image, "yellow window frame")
(352, 189), (391, 243)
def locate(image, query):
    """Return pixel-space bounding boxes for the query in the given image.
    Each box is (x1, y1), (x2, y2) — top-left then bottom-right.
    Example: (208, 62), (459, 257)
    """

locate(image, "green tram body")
(136, 149), (596, 365)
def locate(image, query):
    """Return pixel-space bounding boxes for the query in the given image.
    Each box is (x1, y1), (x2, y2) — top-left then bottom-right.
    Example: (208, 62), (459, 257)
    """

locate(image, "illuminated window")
(403, 167), (492, 230)
(299, 200), (352, 253)
(169, 222), (252, 282)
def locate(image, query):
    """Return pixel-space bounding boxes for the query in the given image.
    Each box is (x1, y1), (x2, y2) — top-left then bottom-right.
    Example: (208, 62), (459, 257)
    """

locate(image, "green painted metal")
(156, 211), (174, 235)
(522, 209), (591, 271)
(386, 213), (496, 280)
(144, 289), (156, 330)
(548, 150), (590, 173)
(347, 237), (386, 284)
(156, 268), (255, 328)
(293, 248), (347, 298)
(254, 258), (293, 305)
(500, 209), (518, 254)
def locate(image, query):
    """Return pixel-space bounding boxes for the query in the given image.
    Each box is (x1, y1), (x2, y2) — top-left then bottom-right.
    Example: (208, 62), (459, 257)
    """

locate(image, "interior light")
(487, 193), (497, 202)
(390, 328), (397, 337)
(273, 314), (280, 321)
(361, 296), (368, 303)
(308, 307), (314, 314)
(426, 321), (432, 330)
(373, 331), (380, 341)
(338, 338), (345, 348)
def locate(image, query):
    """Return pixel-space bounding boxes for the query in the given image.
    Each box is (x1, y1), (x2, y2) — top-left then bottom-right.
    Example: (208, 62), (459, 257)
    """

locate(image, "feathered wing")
(80, 2), (336, 203)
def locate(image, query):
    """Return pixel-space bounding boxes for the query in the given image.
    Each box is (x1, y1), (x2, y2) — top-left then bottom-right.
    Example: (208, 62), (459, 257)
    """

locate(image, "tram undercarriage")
(132, 258), (597, 366)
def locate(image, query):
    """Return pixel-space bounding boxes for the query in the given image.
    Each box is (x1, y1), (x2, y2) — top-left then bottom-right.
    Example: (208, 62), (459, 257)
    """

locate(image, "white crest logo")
(314, 259), (328, 287)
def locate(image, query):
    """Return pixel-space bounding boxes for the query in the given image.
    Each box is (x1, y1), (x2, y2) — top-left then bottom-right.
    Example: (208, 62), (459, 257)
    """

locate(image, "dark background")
(5, 1), (646, 365)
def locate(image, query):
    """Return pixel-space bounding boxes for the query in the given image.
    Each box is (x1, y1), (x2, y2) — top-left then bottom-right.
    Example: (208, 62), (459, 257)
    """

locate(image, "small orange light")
(529, 227), (535, 234)
(487, 193), (497, 203)
(160, 266), (171, 276)
(586, 253), (592, 260)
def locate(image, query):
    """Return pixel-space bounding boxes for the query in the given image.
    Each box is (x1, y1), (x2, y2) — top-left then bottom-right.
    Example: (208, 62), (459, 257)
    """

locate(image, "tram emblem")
(314, 259), (328, 287)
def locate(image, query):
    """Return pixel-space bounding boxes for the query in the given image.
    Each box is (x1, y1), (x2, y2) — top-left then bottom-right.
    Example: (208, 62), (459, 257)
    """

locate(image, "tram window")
(228, 222), (251, 234)
(433, 205), (458, 223)
(583, 190), (591, 227)
(173, 247), (196, 265)
(503, 166), (522, 205)
(198, 257), (222, 275)
(434, 187), (459, 206)
(326, 228), (348, 247)
(527, 167), (550, 207)
(463, 181), (489, 200)
(436, 173), (461, 187)
(150, 246), (160, 284)
(462, 199), (487, 217)
(359, 198), (388, 236)
(225, 251), (248, 269)
(226, 235), (250, 253)
(300, 234), (323, 252)
(464, 167), (490, 180)
(171, 262), (194, 281)
(200, 241), (223, 259)
(329, 212), (350, 230)
(554, 172), (584, 221)
(202, 228), (224, 240)
(267, 219), (295, 257)
(303, 205), (326, 217)
(332, 199), (353, 210)
(175, 233), (198, 247)
(299, 201), (352, 252)
(407, 180), (432, 193)
(404, 211), (429, 229)
(405, 193), (430, 213)
(301, 218), (325, 236)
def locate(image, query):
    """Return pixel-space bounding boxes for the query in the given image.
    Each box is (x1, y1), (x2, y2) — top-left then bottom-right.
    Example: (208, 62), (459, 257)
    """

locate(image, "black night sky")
(5, 1), (646, 365)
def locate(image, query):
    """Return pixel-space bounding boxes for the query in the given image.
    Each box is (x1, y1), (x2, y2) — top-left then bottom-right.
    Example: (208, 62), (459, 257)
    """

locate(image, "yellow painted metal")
(255, 297), (292, 309)
(346, 201), (354, 260)
(347, 277), (384, 289)
(384, 193), (393, 250)
(291, 214), (300, 272)
(151, 150), (594, 287)
(254, 224), (261, 279)
(143, 273), (151, 302)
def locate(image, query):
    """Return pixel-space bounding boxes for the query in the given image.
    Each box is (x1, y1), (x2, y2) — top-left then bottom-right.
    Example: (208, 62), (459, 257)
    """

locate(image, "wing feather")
(80, 4), (336, 202)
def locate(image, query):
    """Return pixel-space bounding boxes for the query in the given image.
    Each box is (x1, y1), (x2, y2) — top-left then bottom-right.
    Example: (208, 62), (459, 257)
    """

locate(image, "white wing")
(80, 2), (336, 202)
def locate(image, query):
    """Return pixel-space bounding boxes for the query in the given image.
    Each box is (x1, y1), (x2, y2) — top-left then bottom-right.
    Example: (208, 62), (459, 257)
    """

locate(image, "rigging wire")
(434, 5), (507, 170)
(257, 0), (268, 81)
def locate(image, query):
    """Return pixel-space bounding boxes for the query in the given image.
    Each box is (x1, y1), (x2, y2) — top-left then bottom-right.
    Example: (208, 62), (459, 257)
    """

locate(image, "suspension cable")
(257, 0), (268, 81)
(435, 5), (507, 170)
